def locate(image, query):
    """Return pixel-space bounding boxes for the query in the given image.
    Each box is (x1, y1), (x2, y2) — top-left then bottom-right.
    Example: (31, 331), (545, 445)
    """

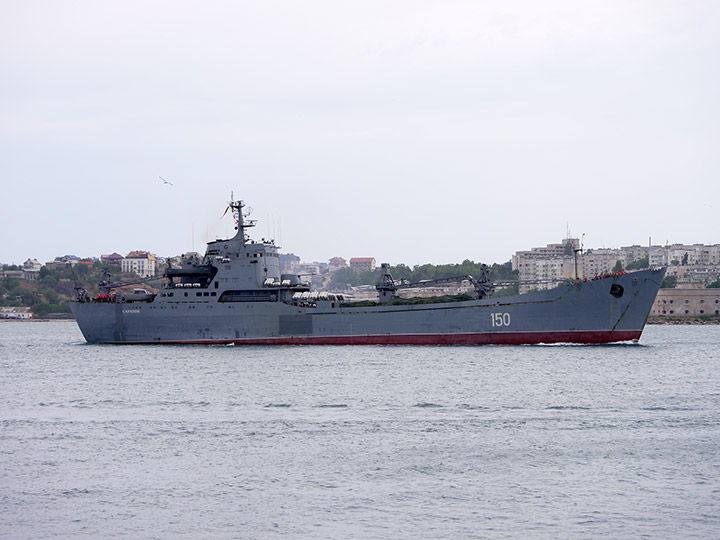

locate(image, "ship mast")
(229, 193), (256, 244)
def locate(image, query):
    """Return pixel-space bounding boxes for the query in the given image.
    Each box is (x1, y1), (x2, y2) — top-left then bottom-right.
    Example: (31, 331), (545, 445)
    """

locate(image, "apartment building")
(515, 240), (720, 294)
(512, 239), (580, 293)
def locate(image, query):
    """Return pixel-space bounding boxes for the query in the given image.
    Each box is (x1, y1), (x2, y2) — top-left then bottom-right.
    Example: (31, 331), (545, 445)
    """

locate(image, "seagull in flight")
(159, 176), (174, 186)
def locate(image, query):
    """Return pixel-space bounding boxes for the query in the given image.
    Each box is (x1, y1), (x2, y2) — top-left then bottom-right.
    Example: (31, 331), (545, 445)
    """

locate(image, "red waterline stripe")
(109, 330), (643, 346)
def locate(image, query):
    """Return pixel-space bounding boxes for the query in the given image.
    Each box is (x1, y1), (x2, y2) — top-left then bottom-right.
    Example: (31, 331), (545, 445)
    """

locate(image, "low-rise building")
(279, 253), (301, 274)
(651, 289), (720, 317)
(299, 262), (321, 275)
(101, 252), (124, 265)
(22, 258), (42, 272)
(53, 255), (80, 266)
(122, 251), (156, 277)
(21, 259), (42, 280)
(328, 257), (347, 272)
(0, 307), (32, 319)
(349, 257), (376, 272)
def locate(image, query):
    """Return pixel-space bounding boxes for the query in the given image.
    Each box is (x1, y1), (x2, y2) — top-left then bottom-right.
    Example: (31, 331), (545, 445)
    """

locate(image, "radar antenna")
(228, 194), (256, 243)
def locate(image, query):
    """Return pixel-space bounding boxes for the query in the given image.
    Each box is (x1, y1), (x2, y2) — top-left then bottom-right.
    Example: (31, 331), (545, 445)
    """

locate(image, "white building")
(513, 239), (580, 293)
(582, 249), (626, 277)
(21, 258), (42, 280)
(515, 240), (720, 293)
(121, 251), (156, 277)
(0, 307), (32, 319)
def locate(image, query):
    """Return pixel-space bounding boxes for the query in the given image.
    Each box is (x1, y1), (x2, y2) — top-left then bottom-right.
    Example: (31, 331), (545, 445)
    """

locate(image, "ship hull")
(71, 268), (665, 345)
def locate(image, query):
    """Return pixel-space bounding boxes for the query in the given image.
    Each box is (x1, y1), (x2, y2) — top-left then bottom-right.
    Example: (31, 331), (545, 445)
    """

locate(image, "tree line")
(0, 262), (142, 317)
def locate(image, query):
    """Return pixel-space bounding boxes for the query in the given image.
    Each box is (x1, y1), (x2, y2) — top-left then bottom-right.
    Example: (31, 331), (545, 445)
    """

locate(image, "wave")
(413, 402), (444, 408)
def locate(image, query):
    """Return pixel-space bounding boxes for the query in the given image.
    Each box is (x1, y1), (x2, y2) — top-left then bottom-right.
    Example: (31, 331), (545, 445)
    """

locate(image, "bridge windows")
(218, 290), (278, 302)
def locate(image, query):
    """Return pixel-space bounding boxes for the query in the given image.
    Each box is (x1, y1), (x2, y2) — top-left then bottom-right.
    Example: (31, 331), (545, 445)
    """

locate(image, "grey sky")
(2, 1), (718, 266)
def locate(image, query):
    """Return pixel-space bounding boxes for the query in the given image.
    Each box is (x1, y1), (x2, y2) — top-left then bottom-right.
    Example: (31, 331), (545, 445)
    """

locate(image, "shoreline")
(3, 318), (719, 326)
(0, 318), (74, 322)
(648, 316), (720, 325)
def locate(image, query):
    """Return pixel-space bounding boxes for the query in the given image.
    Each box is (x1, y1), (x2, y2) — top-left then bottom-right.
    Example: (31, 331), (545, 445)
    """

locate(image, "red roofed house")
(349, 257), (376, 272)
(328, 257), (347, 272)
(101, 252), (124, 265)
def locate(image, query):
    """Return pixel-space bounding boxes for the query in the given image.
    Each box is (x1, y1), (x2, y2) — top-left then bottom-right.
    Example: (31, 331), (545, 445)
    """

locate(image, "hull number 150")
(491, 312), (511, 327)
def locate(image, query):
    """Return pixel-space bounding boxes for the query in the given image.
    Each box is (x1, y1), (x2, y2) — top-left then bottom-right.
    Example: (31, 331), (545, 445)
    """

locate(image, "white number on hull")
(491, 312), (511, 327)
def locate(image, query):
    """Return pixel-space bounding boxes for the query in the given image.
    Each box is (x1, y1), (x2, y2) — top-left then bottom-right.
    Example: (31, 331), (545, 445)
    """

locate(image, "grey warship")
(71, 197), (665, 345)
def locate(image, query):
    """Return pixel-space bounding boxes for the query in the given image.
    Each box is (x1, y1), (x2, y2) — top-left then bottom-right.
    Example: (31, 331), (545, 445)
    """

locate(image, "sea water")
(1, 322), (718, 539)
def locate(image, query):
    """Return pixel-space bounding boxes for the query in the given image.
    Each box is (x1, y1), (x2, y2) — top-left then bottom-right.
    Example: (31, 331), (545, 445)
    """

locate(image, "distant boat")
(71, 196), (665, 345)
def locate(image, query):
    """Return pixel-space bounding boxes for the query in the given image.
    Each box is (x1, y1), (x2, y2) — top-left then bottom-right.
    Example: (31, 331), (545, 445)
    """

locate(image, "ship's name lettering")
(490, 312), (511, 327)
(122, 309), (141, 314)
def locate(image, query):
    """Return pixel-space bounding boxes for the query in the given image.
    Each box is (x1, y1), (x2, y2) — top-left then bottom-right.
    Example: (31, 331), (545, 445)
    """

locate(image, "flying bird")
(159, 176), (174, 186)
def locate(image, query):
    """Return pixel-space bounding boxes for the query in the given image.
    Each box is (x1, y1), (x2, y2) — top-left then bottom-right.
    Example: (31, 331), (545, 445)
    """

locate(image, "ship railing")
(288, 292), (344, 306)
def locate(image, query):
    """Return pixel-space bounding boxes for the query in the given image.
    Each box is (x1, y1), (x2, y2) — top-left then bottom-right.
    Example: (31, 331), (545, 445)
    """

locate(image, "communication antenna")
(573, 233), (585, 280)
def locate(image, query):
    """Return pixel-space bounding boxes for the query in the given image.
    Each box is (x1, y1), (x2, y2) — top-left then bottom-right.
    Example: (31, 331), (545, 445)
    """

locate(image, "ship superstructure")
(71, 197), (665, 345)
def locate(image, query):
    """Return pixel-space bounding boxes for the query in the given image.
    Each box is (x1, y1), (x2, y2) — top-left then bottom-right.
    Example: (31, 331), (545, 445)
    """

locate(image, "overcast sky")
(2, 1), (718, 267)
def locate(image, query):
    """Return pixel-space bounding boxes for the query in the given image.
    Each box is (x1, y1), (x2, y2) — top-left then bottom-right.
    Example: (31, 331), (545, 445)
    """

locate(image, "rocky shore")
(648, 316), (720, 325)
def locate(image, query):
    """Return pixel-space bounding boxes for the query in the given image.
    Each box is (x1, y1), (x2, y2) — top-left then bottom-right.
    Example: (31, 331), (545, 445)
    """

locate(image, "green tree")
(32, 302), (72, 318)
(681, 252), (689, 265)
(489, 261), (517, 281)
(389, 263), (413, 281)
(612, 260), (623, 272)
(357, 270), (377, 285)
(661, 275), (677, 289)
(707, 279), (720, 289)
(329, 267), (360, 288)
(2, 277), (20, 291)
(493, 284), (519, 297)
(41, 288), (60, 304)
(626, 256), (649, 270)
(41, 274), (58, 287)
